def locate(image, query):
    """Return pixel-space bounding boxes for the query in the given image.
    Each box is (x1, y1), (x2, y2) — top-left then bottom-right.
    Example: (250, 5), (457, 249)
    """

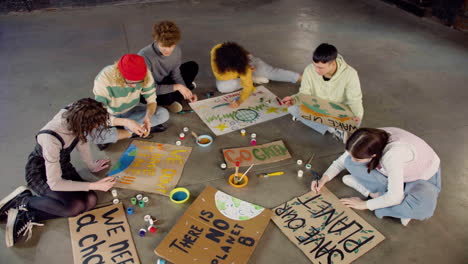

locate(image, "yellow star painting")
(214, 123), (229, 131)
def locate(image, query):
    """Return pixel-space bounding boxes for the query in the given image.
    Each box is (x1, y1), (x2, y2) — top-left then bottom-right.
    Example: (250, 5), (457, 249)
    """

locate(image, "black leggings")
(28, 189), (97, 221)
(155, 61), (199, 105)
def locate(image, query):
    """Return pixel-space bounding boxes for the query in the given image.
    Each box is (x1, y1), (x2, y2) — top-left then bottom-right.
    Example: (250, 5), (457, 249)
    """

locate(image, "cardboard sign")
(271, 187), (385, 264)
(155, 186), (272, 264)
(189, 86), (289, 135)
(298, 94), (359, 133)
(68, 204), (140, 264)
(108, 140), (192, 196)
(223, 140), (292, 168)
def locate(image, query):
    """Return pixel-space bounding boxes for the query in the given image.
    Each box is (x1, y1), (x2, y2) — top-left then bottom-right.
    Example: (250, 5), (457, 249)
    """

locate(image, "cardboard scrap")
(271, 187), (385, 264)
(223, 140), (292, 168)
(109, 140), (192, 196)
(298, 94), (359, 133)
(155, 186), (272, 264)
(68, 203), (140, 264)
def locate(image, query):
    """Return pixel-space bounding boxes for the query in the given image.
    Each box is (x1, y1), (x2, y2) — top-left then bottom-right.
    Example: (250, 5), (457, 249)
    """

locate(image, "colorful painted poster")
(68, 204), (140, 264)
(271, 187), (385, 264)
(189, 86), (289, 135)
(108, 140), (192, 196)
(223, 140), (292, 168)
(298, 94), (359, 133)
(155, 186), (272, 264)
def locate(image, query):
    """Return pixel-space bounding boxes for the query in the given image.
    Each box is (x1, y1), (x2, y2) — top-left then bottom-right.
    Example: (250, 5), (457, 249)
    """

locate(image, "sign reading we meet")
(222, 140), (292, 168)
(68, 204), (140, 264)
(298, 94), (359, 133)
(272, 187), (385, 264)
(108, 140), (192, 195)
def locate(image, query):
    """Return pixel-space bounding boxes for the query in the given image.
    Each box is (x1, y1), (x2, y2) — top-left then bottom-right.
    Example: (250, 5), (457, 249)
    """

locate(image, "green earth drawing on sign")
(302, 101), (330, 115)
(329, 102), (346, 111)
(215, 191), (265, 221)
(108, 144), (137, 176)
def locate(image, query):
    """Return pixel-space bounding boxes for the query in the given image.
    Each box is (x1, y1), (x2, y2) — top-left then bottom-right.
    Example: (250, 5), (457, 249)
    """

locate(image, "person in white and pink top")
(312, 127), (441, 226)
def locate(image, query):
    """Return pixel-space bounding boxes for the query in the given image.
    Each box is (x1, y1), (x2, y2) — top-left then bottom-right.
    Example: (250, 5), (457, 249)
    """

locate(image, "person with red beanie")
(91, 54), (169, 150)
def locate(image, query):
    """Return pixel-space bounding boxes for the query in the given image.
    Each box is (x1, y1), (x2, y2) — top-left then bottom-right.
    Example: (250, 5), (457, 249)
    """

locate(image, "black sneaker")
(0, 186), (32, 222)
(5, 208), (43, 247)
(97, 143), (110, 151)
(149, 124), (167, 133)
(130, 124), (167, 138)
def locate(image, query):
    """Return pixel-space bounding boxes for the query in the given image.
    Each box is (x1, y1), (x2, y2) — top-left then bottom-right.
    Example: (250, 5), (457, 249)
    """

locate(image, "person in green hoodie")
(281, 43), (363, 142)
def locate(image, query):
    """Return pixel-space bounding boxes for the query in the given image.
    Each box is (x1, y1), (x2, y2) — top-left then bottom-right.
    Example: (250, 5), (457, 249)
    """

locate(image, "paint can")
(127, 207), (134, 215)
(179, 133), (185, 140)
(305, 164), (312, 170)
(139, 228), (147, 237)
(112, 198), (120, 205)
(296, 159), (303, 165)
(220, 163), (227, 170)
(144, 214), (152, 222)
(142, 196), (149, 203)
(250, 133), (256, 139)
(297, 170), (304, 178)
(157, 258), (167, 264)
(138, 200), (145, 208)
(183, 127), (189, 133)
(228, 173), (249, 188)
(111, 189), (118, 198)
(130, 197), (137, 205)
(169, 187), (190, 204)
(250, 139), (257, 146)
(176, 140), (182, 146)
(148, 226), (157, 233)
(136, 194), (143, 200)
(240, 129), (246, 136)
(292, 116), (297, 121)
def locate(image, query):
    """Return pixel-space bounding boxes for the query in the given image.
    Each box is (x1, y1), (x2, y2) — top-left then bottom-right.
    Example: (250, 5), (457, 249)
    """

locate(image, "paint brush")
(234, 161), (240, 182)
(191, 131), (198, 139)
(257, 171), (284, 178)
(306, 153), (316, 165)
(236, 164), (254, 184)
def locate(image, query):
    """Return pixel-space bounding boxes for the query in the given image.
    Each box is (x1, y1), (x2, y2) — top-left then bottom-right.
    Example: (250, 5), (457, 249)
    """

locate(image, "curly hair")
(111, 62), (150, 87)
(152, 21), (181, 47)
(62, 98), (110, 143)
(214, 42), (250, 75)
(345, 128), (390, 173)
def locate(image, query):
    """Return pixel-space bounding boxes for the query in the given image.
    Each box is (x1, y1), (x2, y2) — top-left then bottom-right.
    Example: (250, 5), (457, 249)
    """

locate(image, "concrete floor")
(1, 0), (467, 263)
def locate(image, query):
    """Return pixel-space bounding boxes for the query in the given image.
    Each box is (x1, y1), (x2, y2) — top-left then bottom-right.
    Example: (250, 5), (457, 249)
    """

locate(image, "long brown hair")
(62, 98), (110, 143)
(345, 128), (390, 173)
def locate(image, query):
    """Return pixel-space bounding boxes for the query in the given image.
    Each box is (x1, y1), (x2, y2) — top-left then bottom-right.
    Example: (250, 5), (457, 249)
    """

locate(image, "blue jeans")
(89, 105), (169, 144)
(288, 105), (329, 135)
(216, 55), (300, 93)
(344, 156), (442, 220)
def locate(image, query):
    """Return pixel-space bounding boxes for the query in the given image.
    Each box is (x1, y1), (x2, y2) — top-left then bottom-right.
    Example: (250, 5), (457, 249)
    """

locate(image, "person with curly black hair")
(0, 98), (116, 248)
(211, 42), (301, 108)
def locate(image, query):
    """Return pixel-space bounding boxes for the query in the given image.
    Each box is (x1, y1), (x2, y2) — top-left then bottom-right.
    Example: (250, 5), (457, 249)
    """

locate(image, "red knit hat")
(118, 54), (147, 81)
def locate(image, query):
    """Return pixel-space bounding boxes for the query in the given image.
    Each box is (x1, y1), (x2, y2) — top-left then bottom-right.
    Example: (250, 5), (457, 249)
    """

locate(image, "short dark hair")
(313, 43), (338, 63)
(345, 128), (390, 173)
(214, 42), (249, 75)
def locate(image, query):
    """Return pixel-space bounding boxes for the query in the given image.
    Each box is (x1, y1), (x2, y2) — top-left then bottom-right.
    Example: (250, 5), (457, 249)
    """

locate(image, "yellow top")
(210, 43), (255, 104)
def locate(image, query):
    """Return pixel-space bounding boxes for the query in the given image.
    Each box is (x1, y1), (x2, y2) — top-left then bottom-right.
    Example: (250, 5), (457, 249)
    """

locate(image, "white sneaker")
(401, 218), (411, 226)
(342, 175), (370, 197)
(252, 76), (269, 84)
